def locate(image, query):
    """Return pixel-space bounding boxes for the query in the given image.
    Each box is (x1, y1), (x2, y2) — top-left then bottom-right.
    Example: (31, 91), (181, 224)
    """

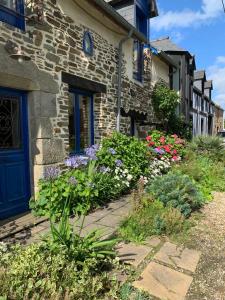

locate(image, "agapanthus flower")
(43, 166), (60, 181)
(108, 148), (116, 155)
(65, 156), (88, 168)
(85, 144), (100, 160)
(68, 176), (78, 186)
(115, 159), (123, 167)
(99, 166), (110, 173)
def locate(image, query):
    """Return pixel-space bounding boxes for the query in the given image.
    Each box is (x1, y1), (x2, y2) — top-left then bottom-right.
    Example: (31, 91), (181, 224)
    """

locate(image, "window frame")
(0, 0), (25, 30)
(83, 31), (94, 56)
(69, 88), (94, 155)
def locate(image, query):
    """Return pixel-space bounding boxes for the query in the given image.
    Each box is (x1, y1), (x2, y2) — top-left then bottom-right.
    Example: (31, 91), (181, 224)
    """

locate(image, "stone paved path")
(0, 195), (132, 244)
(132, 241), (201, 300)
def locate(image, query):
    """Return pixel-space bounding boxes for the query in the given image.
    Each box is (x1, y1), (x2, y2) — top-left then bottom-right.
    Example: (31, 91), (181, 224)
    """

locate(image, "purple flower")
(153, 148), (165, 155)
(65, 156), (88, 169)
(87, 182), (95, 188)
(43, 166), (60, 181)
(85, 144), (99, 160)
(115, 159), (123, 167)
(99, 166), (110, 173)
(108, 148), (116, 155)
(68, 176), (78, 186)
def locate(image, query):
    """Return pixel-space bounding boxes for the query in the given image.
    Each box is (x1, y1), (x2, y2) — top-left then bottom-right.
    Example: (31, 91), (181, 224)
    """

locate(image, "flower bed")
(30, 131), (186, 218)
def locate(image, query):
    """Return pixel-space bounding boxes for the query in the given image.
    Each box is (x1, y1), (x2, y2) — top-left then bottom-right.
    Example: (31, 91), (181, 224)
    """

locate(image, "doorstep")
(0, 212), (47, 240)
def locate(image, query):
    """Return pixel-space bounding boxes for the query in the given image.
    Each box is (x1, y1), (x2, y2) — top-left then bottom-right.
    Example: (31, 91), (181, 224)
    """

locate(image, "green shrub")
(146, 171), (204, 217)
(118, 200), (187, 243)
(189, 135), (225, 160)
(0, 243), (118, 300)
(97, 132), (150, 180)
(175, 153), (225, 196)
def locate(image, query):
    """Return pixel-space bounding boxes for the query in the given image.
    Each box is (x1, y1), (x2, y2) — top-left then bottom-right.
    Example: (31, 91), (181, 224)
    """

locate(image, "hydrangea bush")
(146, 130), (186, 162)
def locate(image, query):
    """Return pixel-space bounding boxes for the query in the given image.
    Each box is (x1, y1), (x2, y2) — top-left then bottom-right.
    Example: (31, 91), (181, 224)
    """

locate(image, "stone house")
(0, 0), (158, 218)
(213, 104), (224, 134)
(151, 37), (196, 124)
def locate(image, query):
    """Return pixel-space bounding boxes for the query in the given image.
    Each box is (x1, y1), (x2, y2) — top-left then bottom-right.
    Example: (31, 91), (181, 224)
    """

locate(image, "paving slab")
(111, 204), (131, 217)
(116, 242), (152, 267)
(80, 223), (114, 237)
(133, 261), (193, 300)
(145, 236), (161, 248)
(97, 213), (124, 228)
(154, 242), (201, 273)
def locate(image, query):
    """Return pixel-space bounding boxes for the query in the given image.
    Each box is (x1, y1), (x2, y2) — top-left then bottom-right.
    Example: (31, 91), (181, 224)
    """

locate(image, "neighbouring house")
(213, 104), (224, 134)
(151, 37), (196, 125)
(0, 0), (158, 219)
(150, 45), (178, 89)
(191, 71), (214, 136)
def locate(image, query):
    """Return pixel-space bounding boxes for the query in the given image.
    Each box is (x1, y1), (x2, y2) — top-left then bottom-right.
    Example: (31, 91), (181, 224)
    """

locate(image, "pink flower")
(171, 134), (178, 139)
(173, 149), (177, 155)
(146, 136), (152, 141)
(172, 156), (178, 161)
(159, 137), (166, 144)
(149, 141), (155, 146)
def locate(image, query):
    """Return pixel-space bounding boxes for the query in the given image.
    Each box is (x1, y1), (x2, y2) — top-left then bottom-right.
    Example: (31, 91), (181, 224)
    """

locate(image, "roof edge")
(90, 0), (148, 43)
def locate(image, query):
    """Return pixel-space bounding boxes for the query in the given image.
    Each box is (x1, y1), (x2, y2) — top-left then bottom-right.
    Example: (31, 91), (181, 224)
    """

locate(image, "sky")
(150, 0), (225, 109)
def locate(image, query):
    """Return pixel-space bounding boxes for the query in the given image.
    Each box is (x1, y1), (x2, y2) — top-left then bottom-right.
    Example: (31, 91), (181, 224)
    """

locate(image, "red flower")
(173, 149), (177, 155)
(164, 145), (171, 153)
(146, 136), (152, 141)
(172, 156), (178, 161)
(149, 141), (155, 146)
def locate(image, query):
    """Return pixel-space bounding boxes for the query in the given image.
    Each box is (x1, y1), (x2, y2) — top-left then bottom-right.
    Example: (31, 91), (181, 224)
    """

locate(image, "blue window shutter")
(0, 0), (25, 30)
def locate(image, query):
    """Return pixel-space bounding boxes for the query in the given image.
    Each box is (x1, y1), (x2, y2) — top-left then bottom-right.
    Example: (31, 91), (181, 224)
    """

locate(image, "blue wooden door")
(0, 88), (30, 219)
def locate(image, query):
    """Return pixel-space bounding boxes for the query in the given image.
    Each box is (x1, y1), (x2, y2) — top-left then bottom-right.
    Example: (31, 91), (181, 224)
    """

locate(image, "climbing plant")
(152, 82), (180, 130)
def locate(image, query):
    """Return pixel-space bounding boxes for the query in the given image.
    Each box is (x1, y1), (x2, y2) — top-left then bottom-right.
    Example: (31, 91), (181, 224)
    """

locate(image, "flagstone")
(145, 236), (161, 248)
(133, 261), (193, 300)
(97, 213), (124, 228)
(116, 242), (152, 267)
(154, 241), (201, 273)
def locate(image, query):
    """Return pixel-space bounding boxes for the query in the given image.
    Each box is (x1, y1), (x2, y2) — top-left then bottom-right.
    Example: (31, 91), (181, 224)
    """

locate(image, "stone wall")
(0, 0), (154, 193)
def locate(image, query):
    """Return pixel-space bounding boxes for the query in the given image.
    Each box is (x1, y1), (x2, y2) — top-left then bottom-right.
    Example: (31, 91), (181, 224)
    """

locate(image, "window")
(83, 31), (93, 56)
(133, 40), (144, 82)
(68, 90), (94, 154)
(136, 6), (147, 37)
(0, 0), (25, 29)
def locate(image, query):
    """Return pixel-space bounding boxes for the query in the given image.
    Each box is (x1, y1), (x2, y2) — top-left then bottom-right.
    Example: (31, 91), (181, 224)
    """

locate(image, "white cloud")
(207, 56), (225, 109)
(151, 0), (223, 31)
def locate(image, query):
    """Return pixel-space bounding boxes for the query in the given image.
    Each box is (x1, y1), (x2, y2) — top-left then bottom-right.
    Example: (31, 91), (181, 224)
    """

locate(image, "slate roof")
(204, 80), (213, 89)
(151, 37), (186, 52)
(194, 70), (206, 80)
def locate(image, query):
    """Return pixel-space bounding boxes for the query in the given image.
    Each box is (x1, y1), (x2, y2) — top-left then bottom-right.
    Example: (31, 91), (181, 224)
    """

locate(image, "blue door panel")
(0, 88), (30, 219)
(5, 162), (26, 202)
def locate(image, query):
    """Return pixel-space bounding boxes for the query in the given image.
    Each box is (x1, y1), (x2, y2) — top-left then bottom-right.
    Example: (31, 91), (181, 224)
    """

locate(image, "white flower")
(114, 175), (120, 180)
(127, 174), (133, 181)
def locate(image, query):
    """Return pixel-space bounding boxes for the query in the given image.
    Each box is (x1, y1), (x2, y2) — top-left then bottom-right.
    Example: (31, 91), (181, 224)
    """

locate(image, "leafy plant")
(97, 132), (150, 180)
(146, 171), (204, 217)
(0, 243), (118, 300)
(152, 82), (180, 130)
